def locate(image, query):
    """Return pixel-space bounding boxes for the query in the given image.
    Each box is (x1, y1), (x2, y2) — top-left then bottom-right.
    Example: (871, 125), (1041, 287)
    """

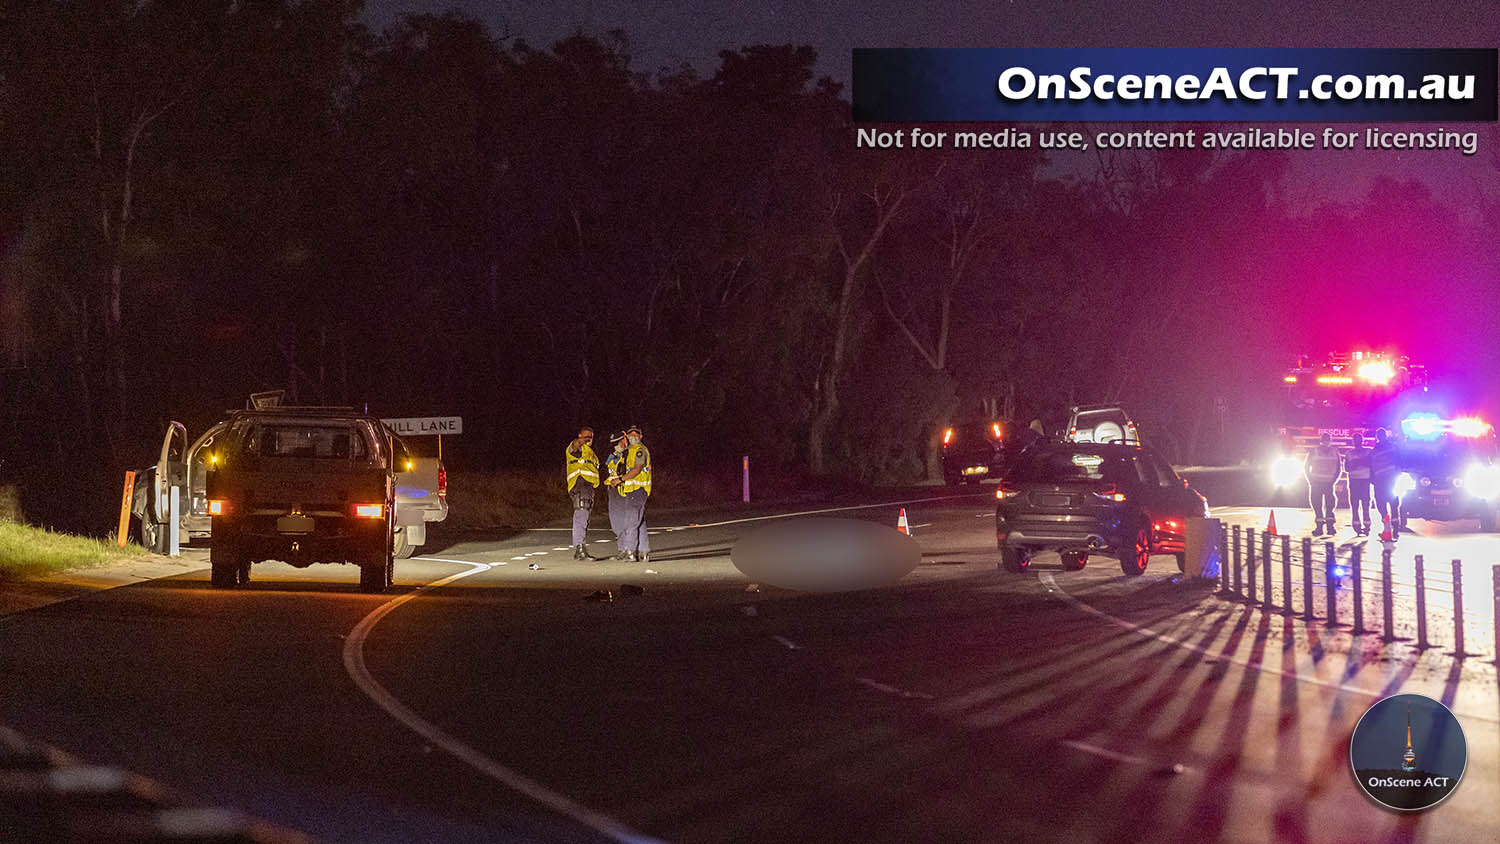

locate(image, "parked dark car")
(205, 408), (398, 592)
(941, 420), (1030, 485)
(1395, 430), (1500, 532)
(995, 441), (1208, 575)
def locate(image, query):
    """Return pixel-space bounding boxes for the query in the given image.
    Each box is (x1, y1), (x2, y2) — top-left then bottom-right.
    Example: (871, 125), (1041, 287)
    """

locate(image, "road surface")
(1, 493), (1496, 842)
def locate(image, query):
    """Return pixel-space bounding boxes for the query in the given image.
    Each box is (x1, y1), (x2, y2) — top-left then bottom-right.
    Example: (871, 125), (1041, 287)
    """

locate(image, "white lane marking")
(1036, 573), (1500, 725)
(651, 493), (987, 531)
(911, 523), (933, 529)
(416, 557), (495, 567)
(1060, 739), (1155, 767)
(552, 547), (570, 551)
(855, 677), (935, 700)
(345, 561), (664, 844)
(772, 635), (802, 650)
(527, 552), (547, 556)
(510, 556), (528, 561)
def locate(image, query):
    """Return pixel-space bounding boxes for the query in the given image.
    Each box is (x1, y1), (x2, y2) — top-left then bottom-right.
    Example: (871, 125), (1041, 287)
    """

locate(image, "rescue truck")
(1267, 352), (1428, 493)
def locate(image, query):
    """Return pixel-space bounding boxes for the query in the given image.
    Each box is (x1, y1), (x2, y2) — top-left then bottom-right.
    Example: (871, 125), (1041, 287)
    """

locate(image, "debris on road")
(643, 569), (658, 574)
(528, 563), (541, 570)
(584, 590), (614, 602)
(745, 583), (761, 592)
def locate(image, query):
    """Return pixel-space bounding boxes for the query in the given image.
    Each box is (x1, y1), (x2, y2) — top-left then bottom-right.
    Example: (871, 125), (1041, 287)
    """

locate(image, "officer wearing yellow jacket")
(606, 425), (652, 562)
(566, 427), (600, 559)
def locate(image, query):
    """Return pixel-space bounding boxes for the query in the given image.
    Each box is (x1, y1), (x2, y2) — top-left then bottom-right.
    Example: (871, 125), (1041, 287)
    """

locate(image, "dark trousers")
(1309, 482), (1337, 527)
(1348, 479), (1371, 530)
(1373, 474), (1400, 527)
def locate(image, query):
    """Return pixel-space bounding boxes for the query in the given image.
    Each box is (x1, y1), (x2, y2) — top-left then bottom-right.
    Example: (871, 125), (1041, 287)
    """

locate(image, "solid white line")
(1036, 573), (1499, 724)
(343, 561), (664, 844)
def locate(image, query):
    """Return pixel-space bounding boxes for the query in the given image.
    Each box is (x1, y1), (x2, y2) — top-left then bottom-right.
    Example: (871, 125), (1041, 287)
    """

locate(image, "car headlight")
(1463, 463), (1500, 499)
(1420, 476), (1432, 487)
(1270, 455), (1301, 488)
(1394, 472), (1416, 498)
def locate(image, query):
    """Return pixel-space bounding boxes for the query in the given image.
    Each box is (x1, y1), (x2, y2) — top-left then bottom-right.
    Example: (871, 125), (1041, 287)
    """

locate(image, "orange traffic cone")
(1266, 510), (1277, 536)
(897, 508), (911, 535)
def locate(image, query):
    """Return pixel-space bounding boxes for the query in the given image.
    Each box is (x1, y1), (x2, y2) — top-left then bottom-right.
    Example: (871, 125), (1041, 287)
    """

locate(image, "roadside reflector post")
(1261, 531), (1273, 608)
(742, 456), (750, 503)
(1231, 525), (1242, 596)
(1381, 547), (1396, 641)
(1492, 565), (1500, 661)
(1415, 555), (1429, 648)
(1452, 559), (1465, 656)
(1325, 541), (1339, 626)
(1350, 545), (1364, 634)
(168, 486), (180, 557)
(1281, 535), (1293, 616)
(1246, 528), (1257, 604)
(116, 470), (136, 548)
(1301, 536), (1315, 620)
(1218, 530), (1231, 595)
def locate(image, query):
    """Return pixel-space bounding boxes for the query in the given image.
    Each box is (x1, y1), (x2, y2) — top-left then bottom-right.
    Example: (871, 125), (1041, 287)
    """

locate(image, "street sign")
(382, 417), (463, 436)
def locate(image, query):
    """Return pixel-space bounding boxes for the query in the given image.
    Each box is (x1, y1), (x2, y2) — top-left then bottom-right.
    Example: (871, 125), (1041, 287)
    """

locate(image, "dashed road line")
(856, 677), (935, 700)
(344, 560), (665, 844)
(772, 635), (802, 650)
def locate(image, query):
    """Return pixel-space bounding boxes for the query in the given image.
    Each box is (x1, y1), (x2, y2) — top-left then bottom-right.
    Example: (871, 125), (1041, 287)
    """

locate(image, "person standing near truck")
(608, 425), (652, 562)
(566, 428), (600, 559)
(1371, 427), (1402, 539)
(1305, 432), (1343, 537)
(1345, 431), (1373, 536)
(603, 431), (628, 558)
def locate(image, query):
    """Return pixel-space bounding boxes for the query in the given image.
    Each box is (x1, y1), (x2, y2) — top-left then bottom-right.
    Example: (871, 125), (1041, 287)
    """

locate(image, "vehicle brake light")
(1316, 375), (1353, 385)
(943, 428), (954, 446)
(991, 422), (1003, 439)
(996, 486), (1019, 500)
(437, 464), (447, 498)
(353, 504), (384, 519)
(1283, 375), (1298, 383)
(207, 499), (229, 516)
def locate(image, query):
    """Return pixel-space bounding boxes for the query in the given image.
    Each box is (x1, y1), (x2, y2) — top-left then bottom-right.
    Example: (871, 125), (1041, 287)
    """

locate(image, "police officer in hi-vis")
(565, 427), (600, 559)
(607, 425), (652, 562)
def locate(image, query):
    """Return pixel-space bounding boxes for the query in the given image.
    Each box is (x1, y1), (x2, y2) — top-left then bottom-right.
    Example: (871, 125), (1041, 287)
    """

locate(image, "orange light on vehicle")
(207, 499), (229, 515)
(943, 428), (954, 445)
(353, 504), (384, 519)
(996, 486), (1020, 500)
(1452, 417), (1492, 438)
(1283, 375), (1298, 383)
(991, 422), (1003, 439)
(1316, 375), (1353, 385)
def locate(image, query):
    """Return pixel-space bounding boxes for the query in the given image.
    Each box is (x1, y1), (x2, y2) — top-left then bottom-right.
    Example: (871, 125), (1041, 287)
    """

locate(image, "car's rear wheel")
(1060, 551), (1087, 571)
(138, 513), (163, 553)
(1000, 546), (1030, 573)
(1120, 524), (1150, 576)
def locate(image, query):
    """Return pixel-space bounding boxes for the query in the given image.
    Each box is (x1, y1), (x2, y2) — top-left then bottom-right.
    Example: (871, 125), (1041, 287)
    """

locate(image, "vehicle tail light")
(943, 428), (954, 446)
(437, 464), (447, 498)
(353, 503), (384, 519)
(1093, 488), (1127, 502)
(991, 422), (1003, 439)
(207, 499), (230, 516)
(996, 485), (1019, 500)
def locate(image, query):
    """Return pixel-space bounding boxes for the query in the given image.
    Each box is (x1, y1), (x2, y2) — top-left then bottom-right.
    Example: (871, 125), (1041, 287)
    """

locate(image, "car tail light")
(943, 428), (954, 446)
(1093, 488), (1127, 502)
(991, 422), (1003, 439)
(437, 464), (447, 498)
(353, 503), (384, 519)
(996, 485), (1019, 500)
(207, 499), (230, 516)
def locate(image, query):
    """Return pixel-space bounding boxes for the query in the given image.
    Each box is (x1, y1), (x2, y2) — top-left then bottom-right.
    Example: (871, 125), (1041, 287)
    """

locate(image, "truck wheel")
(209, 540), (239, 589)
(138, 514), (163, 554)
(1000, 547), (1030, 573)
(1120, 524), (1150, 576)
(393, 528), (415, 559)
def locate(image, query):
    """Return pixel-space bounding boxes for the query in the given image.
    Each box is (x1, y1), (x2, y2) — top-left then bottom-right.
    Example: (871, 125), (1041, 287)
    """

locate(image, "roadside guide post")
(1281, 535), (1293, 616)
(743, 456), (750, 503)
(116, 470), (136, 548)
(1325, 542), (1339, 626)
(1301, 536), (1315, 620)
(1415, 555), (1429, 648)
(1261, 531), (1272, 608)
(1231, 526), (1242, 596)
(1381, 547), (1395, 641)
(1452, 559), (1465, 656)
(1350, 545), (1364, 633)
(168, 486), (180, 557)
(1218, 530), (1230, 594)
(1246, 528), (1257, 604)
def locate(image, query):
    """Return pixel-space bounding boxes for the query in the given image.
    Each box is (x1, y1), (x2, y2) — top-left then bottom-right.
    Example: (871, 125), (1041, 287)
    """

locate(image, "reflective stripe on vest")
(605, 451), (627, 495)
(1308, 446), (1339, 481)
(1346, 447), (1372, 480)
(567, 443), (600, 488)
(621, 445), (652, 495)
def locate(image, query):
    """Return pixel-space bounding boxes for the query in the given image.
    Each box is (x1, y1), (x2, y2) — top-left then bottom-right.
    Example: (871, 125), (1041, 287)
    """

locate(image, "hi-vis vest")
(621, 444), (652, 495)
(1306, 445), (1341, 482)
(566, 443), (600, 489)
(605, 450), (627, 496)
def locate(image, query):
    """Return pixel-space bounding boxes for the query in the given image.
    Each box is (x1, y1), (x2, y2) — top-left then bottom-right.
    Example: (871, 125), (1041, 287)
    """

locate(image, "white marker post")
(742, 456), (750, 503)
(168, 486), (180, 557)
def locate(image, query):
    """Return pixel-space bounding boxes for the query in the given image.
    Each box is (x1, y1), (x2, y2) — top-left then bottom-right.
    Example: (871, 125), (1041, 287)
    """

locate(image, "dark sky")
(361, 1), (1500, 205)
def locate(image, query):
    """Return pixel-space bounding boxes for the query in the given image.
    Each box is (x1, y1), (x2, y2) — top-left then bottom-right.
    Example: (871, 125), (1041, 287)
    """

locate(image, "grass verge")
(0, 519), (152, 581)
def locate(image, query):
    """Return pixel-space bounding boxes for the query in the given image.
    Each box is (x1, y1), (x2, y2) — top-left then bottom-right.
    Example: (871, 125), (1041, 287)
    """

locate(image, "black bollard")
(1350, 545), (1365, 634)
(1415, 555), (1429, 649)
(1247, 528), (1257, 604)
(1381, 547), (1395, 641)
(1325, 541), (1338, 626)
(1302, 536), (1315, 620)
(1232, 525), (1242, 596)
(1218, 530), (1231, 595)
(1452, 559), (1465, 656)
(1262, 532), (1273, 608)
